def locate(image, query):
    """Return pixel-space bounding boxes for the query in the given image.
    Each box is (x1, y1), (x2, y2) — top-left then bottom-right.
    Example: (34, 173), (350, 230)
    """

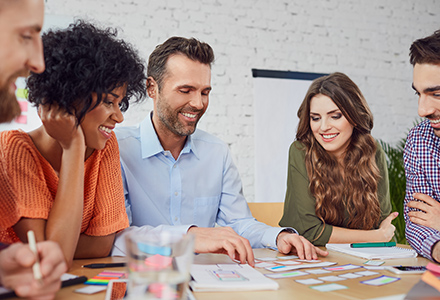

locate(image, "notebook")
(325, 243), (417, 260)
(189, 264), (279, 292)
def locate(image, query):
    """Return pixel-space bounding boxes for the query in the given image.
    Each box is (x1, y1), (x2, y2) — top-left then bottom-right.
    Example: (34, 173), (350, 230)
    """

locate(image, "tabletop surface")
(33, 246), (430, 300)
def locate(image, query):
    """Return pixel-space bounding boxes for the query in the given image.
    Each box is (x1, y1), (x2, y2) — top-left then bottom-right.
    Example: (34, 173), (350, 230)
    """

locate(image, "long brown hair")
(296, 72), (380, 230)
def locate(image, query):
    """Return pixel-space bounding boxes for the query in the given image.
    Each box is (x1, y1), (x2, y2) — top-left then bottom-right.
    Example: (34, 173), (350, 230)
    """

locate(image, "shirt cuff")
(426, 234), (440, 261)
(261, 227), (298, 249)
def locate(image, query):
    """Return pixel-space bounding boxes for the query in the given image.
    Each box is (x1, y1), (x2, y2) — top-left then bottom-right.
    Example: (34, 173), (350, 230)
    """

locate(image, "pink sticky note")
(18, 100), (28, 112)
(144, 254), (173, 269)
(14, 114), (27, 124)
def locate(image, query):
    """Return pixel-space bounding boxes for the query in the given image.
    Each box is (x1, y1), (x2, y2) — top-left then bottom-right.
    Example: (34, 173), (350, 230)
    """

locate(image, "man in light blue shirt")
(112, 37), (328, 264)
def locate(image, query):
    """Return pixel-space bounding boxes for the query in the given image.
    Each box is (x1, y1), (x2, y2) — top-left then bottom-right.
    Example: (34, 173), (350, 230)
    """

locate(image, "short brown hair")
(409, 30), (440, 66)
(147, 37), (214, 90)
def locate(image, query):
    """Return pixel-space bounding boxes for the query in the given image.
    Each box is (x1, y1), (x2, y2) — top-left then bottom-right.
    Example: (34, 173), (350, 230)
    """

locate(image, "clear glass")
(125, 231), (195, 300)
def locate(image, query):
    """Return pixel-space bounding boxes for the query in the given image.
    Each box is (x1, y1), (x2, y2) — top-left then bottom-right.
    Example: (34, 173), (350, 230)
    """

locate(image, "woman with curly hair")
(279, 72), (397, 246)
(0, 20), (146, 266)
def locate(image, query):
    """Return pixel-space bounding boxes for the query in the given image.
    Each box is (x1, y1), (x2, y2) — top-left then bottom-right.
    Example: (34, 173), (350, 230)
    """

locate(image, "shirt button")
(173, 165), (177, 168)
(175, 192), (178, 196)
(175, 217), (178, 221)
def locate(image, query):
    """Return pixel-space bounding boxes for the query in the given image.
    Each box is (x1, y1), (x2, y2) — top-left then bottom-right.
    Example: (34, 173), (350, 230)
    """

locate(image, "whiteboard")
(252, 70), (326, 203)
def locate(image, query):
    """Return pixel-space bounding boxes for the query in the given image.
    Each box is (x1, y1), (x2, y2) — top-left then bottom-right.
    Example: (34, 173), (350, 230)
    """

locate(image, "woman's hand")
(38, 104), (84, 150)
(377, 212), (398, 241)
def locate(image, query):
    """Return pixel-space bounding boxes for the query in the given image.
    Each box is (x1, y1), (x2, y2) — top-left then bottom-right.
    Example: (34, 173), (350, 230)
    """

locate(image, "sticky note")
(295, 278), (324, 285)
(354, 271), (379, 276)
(15, 89), (28, 99)
(274, 260), (301, 265)
(364, 260), (385, 266)
(318, 275), (347, 282)
(310, 283), (348, 292)
(305, 269), (331, 274)
(255, 262), (277, 268)
(14, 114), (27, 124)
(360, 275), (400, 286)
(324, 264), (362, 271)
(265, 271), (308, 279)
(338, 273), (363, 279)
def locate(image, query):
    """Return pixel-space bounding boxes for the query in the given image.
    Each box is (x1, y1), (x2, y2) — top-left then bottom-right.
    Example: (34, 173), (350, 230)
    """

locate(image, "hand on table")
(276, 232), (328, 259)
(188, 226), (255, 267)
(0, 241), (67, 300)
(408, 193), (440, 231)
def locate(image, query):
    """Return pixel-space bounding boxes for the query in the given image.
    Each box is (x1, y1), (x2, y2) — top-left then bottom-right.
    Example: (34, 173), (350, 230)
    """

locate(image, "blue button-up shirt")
(404, 119), (440, 261)
(112, 114), (290, 255)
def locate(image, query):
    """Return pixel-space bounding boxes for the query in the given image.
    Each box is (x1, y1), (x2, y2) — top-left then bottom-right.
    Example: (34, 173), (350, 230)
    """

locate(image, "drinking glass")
(125, 231), (195, 300)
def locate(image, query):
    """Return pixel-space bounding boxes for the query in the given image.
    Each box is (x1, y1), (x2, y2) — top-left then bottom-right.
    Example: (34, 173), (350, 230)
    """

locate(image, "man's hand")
(188, 227), (255, 267)
(276, 232), (328, 260)
(0, 241), (67, 300)
(408, 193), (440, 231)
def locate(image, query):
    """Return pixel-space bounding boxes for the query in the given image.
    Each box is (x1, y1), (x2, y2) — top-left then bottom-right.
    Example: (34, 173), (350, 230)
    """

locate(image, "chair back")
(247, 202), (284, 227)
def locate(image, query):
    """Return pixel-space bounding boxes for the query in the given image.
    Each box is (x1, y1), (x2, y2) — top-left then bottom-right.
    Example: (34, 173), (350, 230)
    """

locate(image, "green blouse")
(279, 140), (391, 246)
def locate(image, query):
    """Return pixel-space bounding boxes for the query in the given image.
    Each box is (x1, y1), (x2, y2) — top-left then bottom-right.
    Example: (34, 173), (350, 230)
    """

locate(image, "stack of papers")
(190, 264), (279, 292)
(326, 243), (417, 260)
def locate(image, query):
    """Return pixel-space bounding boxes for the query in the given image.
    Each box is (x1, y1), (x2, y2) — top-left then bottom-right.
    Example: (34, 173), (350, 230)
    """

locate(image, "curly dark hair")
(27, 20), (147, 124)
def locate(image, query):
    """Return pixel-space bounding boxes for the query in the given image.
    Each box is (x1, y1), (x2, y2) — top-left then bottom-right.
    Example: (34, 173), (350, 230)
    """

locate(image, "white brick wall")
(45, 0), (440, 202)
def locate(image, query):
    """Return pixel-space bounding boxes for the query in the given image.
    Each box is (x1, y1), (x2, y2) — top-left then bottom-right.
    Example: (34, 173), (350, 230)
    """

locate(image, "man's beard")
(0, 84), (21, 123)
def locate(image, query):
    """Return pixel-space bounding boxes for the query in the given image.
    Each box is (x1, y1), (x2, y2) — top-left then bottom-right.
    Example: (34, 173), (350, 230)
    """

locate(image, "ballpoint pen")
(82, 263), (127, 269)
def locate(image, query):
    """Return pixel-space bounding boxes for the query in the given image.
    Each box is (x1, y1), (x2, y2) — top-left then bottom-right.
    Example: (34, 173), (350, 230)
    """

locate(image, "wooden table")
(47, 247), (429, 300)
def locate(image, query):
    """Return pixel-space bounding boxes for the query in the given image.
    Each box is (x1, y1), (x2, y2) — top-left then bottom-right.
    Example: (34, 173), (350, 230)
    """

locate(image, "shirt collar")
(140, 112), (199, 160)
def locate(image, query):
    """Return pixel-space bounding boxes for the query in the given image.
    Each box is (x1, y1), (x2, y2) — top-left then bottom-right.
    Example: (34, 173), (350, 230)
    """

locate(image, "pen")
(27, 230), (43, 283)
(350, 242), (396, 248)
(82, 263), (127, 268)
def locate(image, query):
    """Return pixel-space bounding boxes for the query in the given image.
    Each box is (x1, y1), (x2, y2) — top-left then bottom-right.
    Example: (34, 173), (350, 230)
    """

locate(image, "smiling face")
(81, 86), (126, 156)
(309, 94), (355, 160)
(0, 0), (45, 122)
(150, 54), (212, 140)
(413, 63), (440, 137)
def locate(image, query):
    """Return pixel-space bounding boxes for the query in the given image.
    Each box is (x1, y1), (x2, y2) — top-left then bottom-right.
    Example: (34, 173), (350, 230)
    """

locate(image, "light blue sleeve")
(215, 147), (296, 249)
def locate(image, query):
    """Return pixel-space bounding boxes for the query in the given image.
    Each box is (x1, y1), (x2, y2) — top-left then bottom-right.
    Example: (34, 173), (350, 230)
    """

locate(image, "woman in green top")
(279, 72), (397, 246)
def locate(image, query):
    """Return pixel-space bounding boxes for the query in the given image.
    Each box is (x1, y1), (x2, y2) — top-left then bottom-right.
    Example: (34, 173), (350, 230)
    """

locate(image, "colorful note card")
(318, 275), (347, 282)
(274, 260), (301, 265)
(265, 271), (308, 279)
(256, 257), (278, 261)
(276, 255), (299, 260)
(364, 260), (385, 266)
(305, 269), (331, 275)
(354, 271), (379, 276)
(360, 275), (400, 286)
(296, 259), (321, 263)
(295, 278), (324, 285)
(338, 273), (363, 279)
(255, 262), (277, 268)
(310, 283), (348, 292)
(324, 264), (362, 272)
(265, 265), (297, 272)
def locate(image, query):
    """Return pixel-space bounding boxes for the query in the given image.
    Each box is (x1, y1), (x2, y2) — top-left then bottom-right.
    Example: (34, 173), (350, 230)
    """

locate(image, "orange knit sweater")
(0, 130), (129, 244)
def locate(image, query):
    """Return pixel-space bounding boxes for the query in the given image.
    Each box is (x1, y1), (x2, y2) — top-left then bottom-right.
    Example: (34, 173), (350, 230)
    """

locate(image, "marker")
(27, 230), (43, 283)
(350, 242), (396, 248)
(82, 263), (127, 269)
